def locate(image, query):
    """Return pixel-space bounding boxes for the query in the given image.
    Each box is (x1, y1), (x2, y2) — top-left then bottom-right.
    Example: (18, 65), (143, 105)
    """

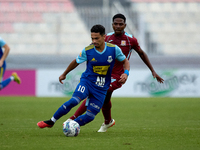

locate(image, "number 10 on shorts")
(78, 85), (85, 93)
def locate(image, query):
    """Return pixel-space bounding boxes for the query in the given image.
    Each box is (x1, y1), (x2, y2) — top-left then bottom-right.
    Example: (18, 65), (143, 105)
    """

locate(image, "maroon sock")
(70, 99), (87, 120)
(102, 100), (112, 124)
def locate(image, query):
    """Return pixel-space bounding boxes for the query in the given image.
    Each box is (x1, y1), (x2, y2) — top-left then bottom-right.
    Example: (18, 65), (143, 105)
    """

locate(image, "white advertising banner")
(36, 69), (200, 97)
(112, 69), (200, 97)
(36, 69), (83, 97)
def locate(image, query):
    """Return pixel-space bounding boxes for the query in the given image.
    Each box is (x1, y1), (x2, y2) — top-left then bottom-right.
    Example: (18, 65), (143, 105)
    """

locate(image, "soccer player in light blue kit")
(37, 24), (130, 128)
(0, 36), (21, 90)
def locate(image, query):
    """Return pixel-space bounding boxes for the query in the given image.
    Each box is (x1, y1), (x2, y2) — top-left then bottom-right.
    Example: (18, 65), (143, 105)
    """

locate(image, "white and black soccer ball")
(63, 120), (80, 137)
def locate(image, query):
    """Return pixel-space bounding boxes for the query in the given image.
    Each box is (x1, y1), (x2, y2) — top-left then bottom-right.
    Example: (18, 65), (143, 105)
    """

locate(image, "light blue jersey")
(0, 37), (10, 88)
(0, 36), (6, 62)
(0, 37), (6, 82)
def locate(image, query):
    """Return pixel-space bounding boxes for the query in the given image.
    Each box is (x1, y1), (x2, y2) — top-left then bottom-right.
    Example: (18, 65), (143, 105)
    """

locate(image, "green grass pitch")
(0, 97), (200, 150)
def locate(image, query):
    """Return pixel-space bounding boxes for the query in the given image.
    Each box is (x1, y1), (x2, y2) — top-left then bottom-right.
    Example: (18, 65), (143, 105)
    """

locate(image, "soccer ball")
(63, 120), (80, 137)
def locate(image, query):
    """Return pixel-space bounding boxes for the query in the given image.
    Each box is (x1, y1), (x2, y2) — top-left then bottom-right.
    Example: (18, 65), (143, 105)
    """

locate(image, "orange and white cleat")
(97, 119), (115, 132)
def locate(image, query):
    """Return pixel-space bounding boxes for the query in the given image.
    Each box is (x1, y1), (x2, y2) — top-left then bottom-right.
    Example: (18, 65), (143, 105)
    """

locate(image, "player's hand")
(119, 73), (128, 84)
(152, 71), (164, 83)
(59, 74), (66, 84)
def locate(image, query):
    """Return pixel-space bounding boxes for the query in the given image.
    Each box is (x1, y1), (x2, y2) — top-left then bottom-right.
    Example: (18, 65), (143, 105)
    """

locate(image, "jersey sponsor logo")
(107, 56), (113, 63)
(93, 65), (110, 75)
(90, 58), (97, 62)
(96, 76), (105, 87)
(121, 40), (126, 46)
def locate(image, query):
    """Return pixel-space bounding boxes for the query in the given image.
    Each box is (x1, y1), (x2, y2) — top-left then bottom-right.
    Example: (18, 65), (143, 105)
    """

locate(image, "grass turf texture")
(0, 97), (200, 150)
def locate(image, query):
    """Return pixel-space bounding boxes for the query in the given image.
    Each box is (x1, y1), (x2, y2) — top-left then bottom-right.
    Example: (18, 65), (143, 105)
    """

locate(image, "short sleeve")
(115, 45), (126, 62)
(0, 37), (6, 47)
(132, 37), (141, 51)
(76, 48), (87, 64)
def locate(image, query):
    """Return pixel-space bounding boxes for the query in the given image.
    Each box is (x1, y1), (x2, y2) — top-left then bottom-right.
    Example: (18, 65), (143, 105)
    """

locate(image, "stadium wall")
(1, 69), (200, 97)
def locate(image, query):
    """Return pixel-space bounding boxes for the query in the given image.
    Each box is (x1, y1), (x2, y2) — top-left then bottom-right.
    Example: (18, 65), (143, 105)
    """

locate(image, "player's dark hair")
(113, 13), (126, 23)
(91, 24), (105, 36)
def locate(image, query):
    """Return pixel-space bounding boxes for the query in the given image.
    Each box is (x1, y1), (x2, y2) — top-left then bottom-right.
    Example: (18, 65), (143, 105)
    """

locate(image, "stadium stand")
(1, 0), (199, 69)
(0, 0), (200, 69)
(0, 0), (90, 55)
(2, 0), (199, 56)
(131, 0), (200, 55)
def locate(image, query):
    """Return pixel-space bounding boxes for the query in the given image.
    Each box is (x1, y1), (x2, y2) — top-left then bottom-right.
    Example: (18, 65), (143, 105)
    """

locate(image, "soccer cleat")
(97, 119), (115, 132)
(12, 72), (21, 84)
(37, 120), (54, 128)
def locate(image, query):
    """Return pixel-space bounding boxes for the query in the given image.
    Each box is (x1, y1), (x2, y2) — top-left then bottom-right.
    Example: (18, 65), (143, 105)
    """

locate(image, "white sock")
(51, 117), (57, 123)
(10, 76), (14, 81)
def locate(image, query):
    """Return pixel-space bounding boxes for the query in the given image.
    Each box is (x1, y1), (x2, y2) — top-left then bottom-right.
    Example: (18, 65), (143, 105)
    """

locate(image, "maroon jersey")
(105, 32), (141, 76)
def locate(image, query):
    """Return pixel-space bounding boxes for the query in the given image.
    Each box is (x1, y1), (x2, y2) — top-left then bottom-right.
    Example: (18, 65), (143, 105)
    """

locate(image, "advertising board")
(36, 69), (200, 97)
(0, 70), (36, 96)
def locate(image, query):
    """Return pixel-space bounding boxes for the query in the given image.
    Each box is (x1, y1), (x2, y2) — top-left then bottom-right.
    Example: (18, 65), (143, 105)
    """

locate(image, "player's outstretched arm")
(0, 44), (10, 67)
(59, 59), (79, 84)
(136, 48), (164, 83)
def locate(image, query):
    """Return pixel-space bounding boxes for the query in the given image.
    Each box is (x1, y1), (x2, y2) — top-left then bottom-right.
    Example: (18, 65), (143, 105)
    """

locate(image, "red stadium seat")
(0, 23), (14, 33)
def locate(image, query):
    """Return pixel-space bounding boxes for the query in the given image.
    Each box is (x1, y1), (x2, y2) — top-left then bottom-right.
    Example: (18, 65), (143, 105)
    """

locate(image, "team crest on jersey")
(121, 40), (126, 46)
(107, 56), (113, 63)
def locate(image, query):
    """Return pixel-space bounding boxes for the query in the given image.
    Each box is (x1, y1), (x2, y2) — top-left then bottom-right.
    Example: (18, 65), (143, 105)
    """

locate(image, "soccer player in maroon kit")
(69, 13), (164, 132)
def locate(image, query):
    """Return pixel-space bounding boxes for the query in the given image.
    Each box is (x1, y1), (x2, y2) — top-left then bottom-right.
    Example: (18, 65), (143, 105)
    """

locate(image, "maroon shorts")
(107, 74), (123, 93)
